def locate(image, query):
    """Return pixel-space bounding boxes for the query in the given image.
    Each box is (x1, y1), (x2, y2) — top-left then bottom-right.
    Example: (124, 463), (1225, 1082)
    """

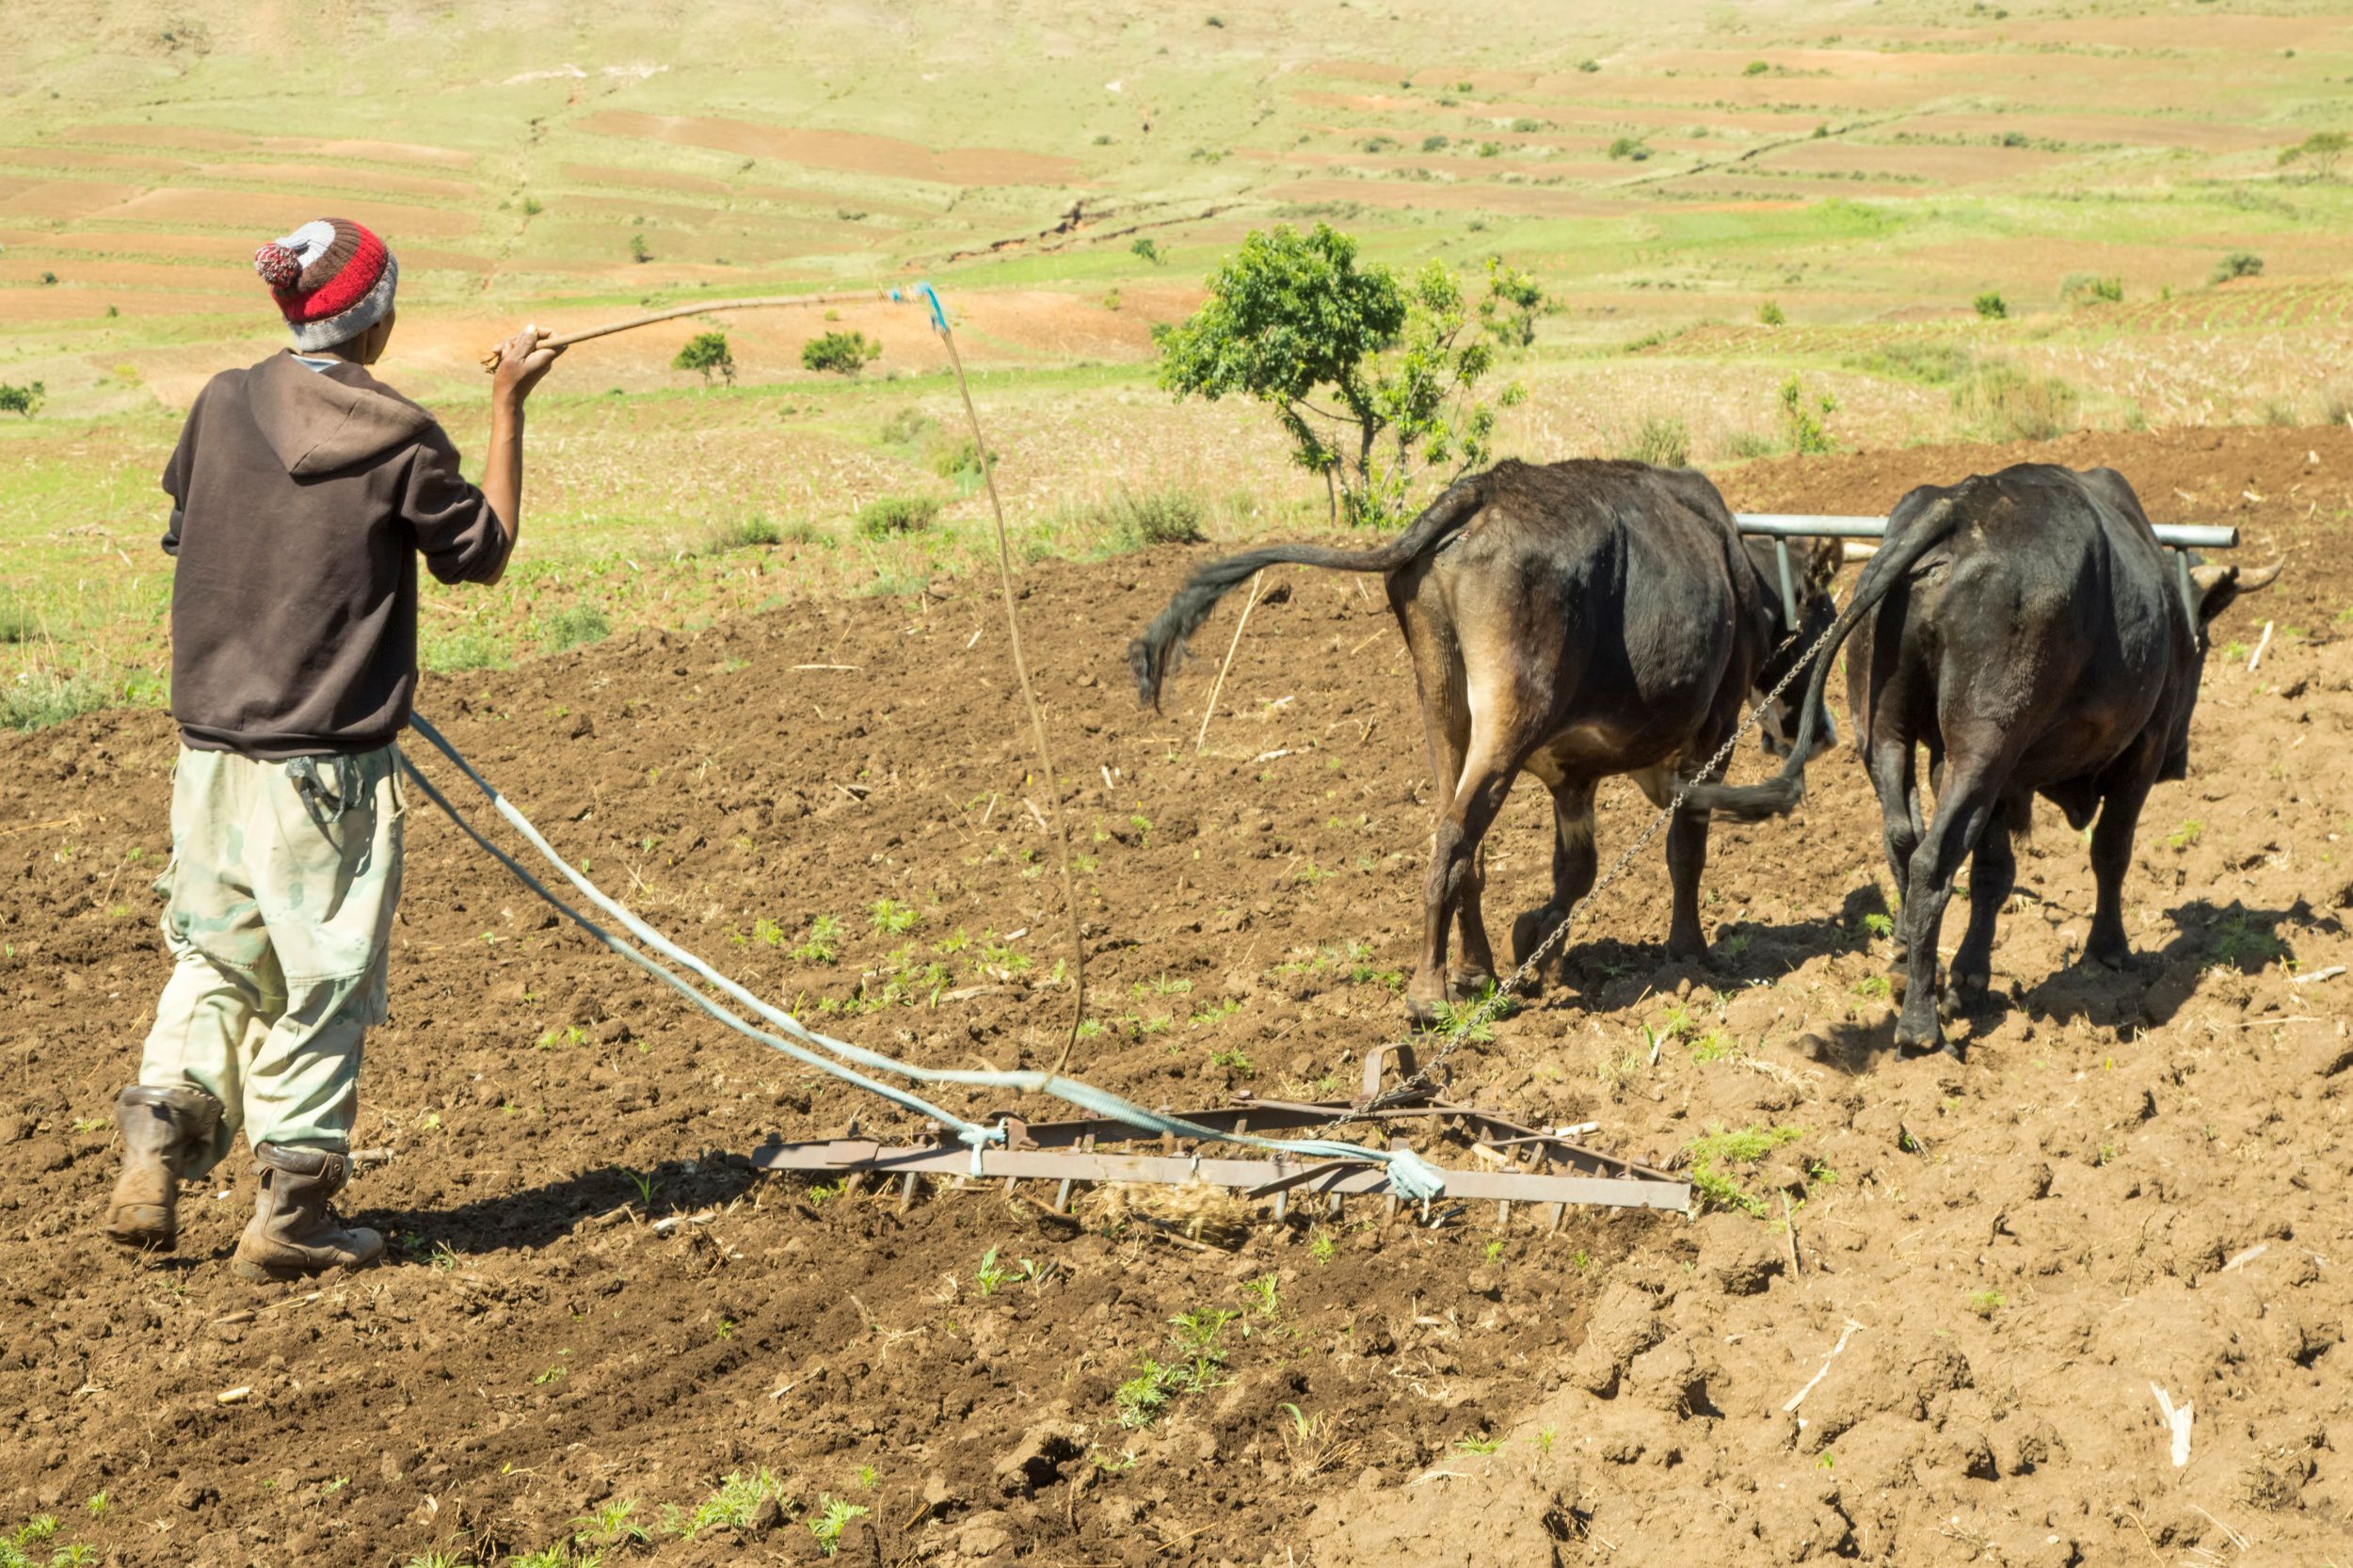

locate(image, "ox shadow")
(357, 1150), (765, 1261)
(1520, 885), (1889, 1024)
(2014, 895), (2331, 1033)
(1789, 894), (2326, 1071)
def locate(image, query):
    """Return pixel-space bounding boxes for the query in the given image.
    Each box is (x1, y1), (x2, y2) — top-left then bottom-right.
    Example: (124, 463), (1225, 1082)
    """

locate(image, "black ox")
(1129, 458), (1839, 1027)
(1684, 462), (2281, 1056)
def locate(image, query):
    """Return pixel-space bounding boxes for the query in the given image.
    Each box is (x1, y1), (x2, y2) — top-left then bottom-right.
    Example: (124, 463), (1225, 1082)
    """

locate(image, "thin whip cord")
(929, 308), (1089, 1080)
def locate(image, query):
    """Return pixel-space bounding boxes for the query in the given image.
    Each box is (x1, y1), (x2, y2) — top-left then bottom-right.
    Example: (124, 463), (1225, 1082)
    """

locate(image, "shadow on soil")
(363, 1150), (765, 1258)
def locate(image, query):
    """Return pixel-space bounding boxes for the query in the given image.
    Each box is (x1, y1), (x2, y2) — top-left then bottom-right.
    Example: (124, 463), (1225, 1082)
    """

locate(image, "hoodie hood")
(244, 349), (435, 476)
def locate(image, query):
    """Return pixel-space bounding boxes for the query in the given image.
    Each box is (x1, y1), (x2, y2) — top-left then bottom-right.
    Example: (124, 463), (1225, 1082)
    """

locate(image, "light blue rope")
(402, 716), (1446, 1199)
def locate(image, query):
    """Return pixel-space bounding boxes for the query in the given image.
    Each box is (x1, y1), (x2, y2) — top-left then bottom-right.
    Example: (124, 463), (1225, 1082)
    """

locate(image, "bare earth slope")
(1, 428), (2348, 1566)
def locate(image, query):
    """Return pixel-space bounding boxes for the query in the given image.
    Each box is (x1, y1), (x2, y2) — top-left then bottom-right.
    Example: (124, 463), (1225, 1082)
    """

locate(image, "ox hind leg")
(1399, 616), (1514, 1026)
(1864, 735), (1924, 984)
(2085, 757), (2158, 970)
(1510, 778), (1598, 988)
(1408, 740), (1529, 1029)
(1628, 766), (1711, 964)
(1894, 753), (2011, 1057)
(1944, 789), (2027, 1020)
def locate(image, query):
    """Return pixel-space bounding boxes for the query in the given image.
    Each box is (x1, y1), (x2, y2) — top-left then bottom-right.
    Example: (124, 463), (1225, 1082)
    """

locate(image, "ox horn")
(2234, 555), (2286, 592)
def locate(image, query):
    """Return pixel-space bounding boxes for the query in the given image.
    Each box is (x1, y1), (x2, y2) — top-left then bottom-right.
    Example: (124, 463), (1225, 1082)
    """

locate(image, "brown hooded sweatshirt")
(160, 350), (510, 760)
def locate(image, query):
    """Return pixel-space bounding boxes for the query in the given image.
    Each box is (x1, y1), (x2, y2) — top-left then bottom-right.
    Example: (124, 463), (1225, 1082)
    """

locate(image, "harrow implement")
(750, 1046), (1690, 1229)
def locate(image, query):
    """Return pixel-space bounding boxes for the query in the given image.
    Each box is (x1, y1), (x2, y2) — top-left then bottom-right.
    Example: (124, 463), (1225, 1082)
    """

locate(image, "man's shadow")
(360, 1149), (765, 1260)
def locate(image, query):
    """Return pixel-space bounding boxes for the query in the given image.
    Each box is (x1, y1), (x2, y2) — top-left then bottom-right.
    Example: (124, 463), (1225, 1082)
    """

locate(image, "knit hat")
(252, 218), (398, 352)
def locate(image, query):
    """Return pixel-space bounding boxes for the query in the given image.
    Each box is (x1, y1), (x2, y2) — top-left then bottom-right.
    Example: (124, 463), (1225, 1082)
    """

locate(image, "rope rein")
(399, 715), (1447, 1197)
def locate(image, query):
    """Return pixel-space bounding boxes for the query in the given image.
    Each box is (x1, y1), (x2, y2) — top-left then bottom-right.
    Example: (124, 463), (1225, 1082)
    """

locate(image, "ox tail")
(1680, 497), (1961, 821)
(1127, 478), (1484, 711)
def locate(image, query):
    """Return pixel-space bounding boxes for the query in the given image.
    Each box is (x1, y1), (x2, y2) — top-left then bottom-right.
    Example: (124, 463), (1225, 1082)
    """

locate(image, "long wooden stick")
(478, 288), (896, 371)
(1193, 571), (1264, 754)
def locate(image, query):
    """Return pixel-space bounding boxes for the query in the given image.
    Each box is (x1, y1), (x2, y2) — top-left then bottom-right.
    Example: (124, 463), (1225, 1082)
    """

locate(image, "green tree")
(1155, 224), (1538, 528)
(0, 380), (44, 417)
(628, 232), (651, 264)
(1130, 236), (1162, 264)
(802, 329), (881, 376)
(2279, 129), (2346, 182)
(672, 331), (735, 386)
(1973, 290), (2008, 319)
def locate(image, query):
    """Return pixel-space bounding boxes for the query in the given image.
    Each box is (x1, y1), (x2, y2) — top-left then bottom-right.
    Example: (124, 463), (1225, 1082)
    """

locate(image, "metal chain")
(1320, 610), (1848, 1128)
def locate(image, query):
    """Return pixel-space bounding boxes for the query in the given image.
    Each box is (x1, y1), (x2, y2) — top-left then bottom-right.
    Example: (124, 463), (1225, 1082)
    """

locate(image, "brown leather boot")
(231, 1143), (385, 1282)
(104, 1084), (224, 1251)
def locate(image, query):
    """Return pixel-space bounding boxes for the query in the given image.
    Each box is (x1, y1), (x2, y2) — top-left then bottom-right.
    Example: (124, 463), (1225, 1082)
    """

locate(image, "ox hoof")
(1892, 1001), (1945, 1058)
(2082, 939), (2135, 974)
(1510, 906), (1566, 970)
(1403, 994), (1445, 1032)
(1447, 968), (1497, 1004)
(1939, 970), (1991, 1022)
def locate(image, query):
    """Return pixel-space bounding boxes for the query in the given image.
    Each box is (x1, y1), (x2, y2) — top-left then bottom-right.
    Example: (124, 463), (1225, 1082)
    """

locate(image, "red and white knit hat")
(252, 217), (399, 351)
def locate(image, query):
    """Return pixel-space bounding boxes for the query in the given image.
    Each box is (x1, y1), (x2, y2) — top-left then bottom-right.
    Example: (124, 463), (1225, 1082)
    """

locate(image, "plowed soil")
(3, 428), (2348, 1568)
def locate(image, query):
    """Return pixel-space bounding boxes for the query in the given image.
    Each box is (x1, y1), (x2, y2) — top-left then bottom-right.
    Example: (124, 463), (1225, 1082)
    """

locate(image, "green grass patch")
(538, 603), (611, 653)
(1, 666), (108, 732)
(1683, 1123), (1805, 1218)
(855, 493), (941, 539)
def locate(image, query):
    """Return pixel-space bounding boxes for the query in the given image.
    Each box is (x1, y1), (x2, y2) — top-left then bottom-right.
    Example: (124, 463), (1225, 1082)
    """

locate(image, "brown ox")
(1129, 458), (1837, 1026)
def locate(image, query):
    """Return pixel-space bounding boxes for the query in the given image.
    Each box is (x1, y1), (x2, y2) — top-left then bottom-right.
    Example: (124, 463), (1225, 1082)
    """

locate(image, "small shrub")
(700, 513), (783, 552)
(0, 380), (46, 417)
(877, 407), (935, 446)
(672, 330), (735, 386)
(628, 232), (651, 264)
(38, 270), (58, 285)
(540, 604), (611, 652)
(520, 195), (544, 216)
(3, 666), (109, 732)
(1950, 362), (2078, 440)
(1477, 141), (1502, 157)
(1847, 339), (1973, 385)
(928, 435), (993, 481)
(855, 494), (940, 539)
(1577, 58), (1600, 72)
(2211, 250), (2264, 283)
(1130, 236), (1161, 264)
(1972, 290), (2008, 319)
(2060, 271), (2123, 307)
(1421, 134), (1449, 152)
(1509, 116), (1546, 133)
(803, 329), (881, 376)
(1607, 136), (1652, 161)
(422, 629), (507, 673)
(1743, 59), (1770, 75)
(1103, 488), (1209, 550)
(1724, 430), (1779, 459)
(1756, 298), (1785, 327)
(1615, 414), (1690, 469)
(1777, 375), (1836, 456)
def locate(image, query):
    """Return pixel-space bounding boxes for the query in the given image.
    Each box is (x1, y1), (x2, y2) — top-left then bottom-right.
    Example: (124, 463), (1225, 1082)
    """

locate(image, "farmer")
(103, 217), (561, 1281)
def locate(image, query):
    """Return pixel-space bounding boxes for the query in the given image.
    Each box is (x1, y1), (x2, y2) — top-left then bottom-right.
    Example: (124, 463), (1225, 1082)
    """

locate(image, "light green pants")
(137, 744), (403, 1177)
